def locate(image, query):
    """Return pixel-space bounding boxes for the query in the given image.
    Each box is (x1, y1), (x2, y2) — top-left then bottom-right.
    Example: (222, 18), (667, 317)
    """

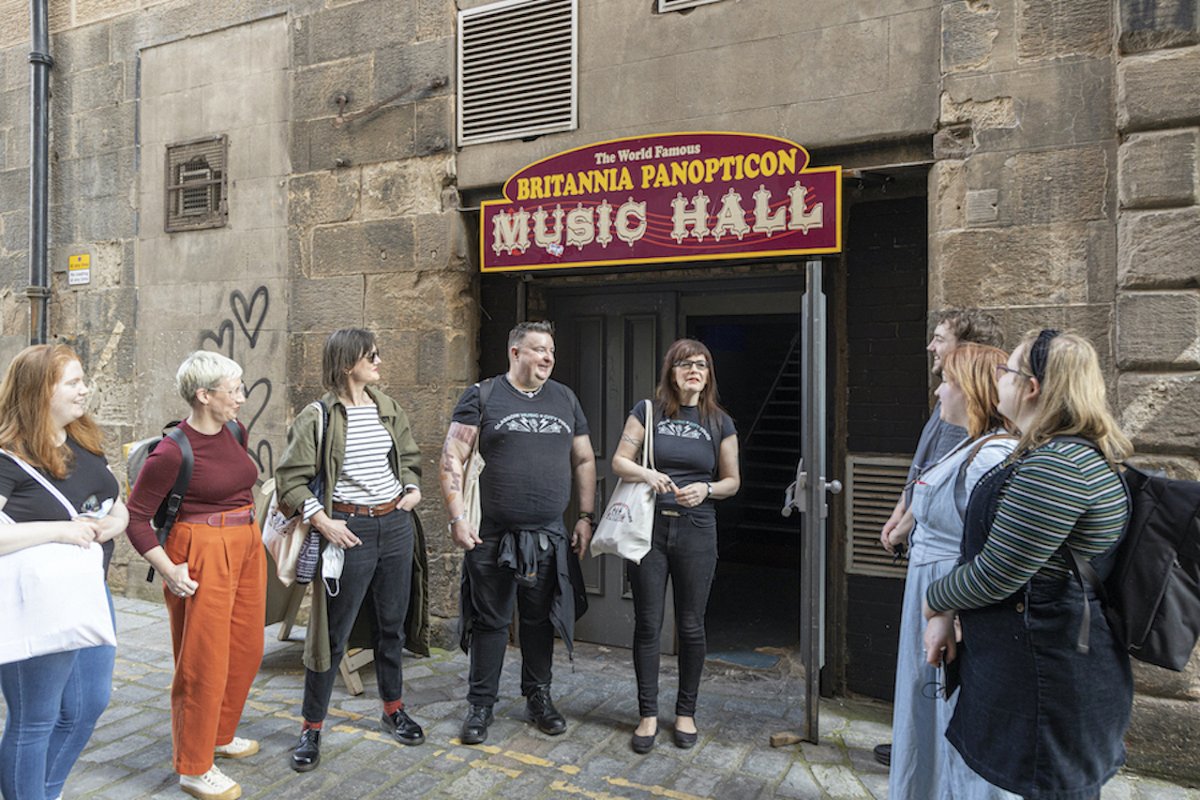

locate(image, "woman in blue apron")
(924, 329), (1133, 799)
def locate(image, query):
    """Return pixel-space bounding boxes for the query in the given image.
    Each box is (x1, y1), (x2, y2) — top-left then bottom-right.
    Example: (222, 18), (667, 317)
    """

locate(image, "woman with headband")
(923, 330), (1133, 799)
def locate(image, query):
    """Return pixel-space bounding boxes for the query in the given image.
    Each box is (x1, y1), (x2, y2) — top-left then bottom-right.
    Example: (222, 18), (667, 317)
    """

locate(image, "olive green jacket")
(274, 387), (430, 670)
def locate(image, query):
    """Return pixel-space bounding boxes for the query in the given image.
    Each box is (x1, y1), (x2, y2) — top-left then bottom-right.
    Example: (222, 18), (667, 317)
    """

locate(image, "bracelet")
(578, 511), (596, 526)
(447, 513), (467, 529)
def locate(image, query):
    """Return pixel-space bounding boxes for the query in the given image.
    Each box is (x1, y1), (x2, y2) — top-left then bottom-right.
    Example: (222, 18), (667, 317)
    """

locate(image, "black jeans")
(626, 510), (718, 718)
(463, 534), (557, 707)
(302, 508), (414, 723)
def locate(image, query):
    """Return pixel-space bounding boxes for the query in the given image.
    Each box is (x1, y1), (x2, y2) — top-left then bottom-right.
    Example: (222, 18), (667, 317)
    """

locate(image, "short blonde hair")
(176, 351), (242, 406)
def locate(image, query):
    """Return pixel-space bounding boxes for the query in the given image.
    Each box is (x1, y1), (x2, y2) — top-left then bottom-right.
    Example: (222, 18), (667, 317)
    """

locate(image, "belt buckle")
(661, 509), (681, 517)
(367, 505), (376, 517)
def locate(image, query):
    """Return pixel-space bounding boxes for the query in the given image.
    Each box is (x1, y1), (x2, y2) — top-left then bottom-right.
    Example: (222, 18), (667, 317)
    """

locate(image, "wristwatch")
(578, 511), (596, 526)
(705, 482), (714, 498)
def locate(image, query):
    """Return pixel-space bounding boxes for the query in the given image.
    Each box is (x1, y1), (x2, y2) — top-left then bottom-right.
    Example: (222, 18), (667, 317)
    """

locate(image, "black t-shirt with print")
(631, 402), (735, 514)
(0, 437), (121, 565)
(453, 376), (590, 528)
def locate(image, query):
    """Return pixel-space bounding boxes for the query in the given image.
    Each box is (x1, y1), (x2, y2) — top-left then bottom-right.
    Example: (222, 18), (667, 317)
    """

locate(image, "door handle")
(781, 461), (842, 518)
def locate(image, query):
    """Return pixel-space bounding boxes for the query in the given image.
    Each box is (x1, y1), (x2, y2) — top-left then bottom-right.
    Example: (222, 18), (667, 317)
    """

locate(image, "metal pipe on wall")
(27, 0), (52, 345)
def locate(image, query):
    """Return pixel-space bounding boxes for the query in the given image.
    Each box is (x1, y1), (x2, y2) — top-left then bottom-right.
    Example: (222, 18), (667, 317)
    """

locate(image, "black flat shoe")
(461, 704), (494, 745)
(873, 743), (891, 767)
(382, 708), (425, 746)
(673, 727), (698, 749)
(631, 728), (657, 754)
(290, 729), (321, 772)
(526, 686), (567, 736)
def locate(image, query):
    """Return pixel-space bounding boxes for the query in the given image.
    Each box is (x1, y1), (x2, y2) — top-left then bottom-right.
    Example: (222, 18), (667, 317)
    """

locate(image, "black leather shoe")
(526, 686), (567, 736)
(382, 709), (425, 746)
(673, 727), (698, 749)
(874, 743), (892, 767)
(290, 729), (321, 772)
(631, 728), (657, 754)
(460, 704), (494, 745)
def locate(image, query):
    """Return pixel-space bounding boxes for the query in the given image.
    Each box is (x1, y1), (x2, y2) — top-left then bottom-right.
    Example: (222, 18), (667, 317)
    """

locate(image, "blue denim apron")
(946, 456), (1133, 800)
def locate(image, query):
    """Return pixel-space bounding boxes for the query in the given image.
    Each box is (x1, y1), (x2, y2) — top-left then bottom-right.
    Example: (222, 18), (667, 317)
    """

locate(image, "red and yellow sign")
(480, 132), (841, 272)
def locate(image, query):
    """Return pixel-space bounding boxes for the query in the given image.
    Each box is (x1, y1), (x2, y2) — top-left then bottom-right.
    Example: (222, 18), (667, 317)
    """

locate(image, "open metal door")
(785, 259), (841, 743)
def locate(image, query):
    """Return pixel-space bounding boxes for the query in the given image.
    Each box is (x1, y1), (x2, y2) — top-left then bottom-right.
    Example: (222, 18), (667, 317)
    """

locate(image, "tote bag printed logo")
(604, 501), (634, 524)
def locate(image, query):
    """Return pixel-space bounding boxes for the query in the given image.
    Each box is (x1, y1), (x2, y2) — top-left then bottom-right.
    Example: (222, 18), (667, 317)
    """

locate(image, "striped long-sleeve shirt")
(926, 440), (1129, 612)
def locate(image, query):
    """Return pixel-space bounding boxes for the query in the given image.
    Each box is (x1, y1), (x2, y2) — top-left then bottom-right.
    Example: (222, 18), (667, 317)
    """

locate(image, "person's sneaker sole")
(214, 739), (260, 759)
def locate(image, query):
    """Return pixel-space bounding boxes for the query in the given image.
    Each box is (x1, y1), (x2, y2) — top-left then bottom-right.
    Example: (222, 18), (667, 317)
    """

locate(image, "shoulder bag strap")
(0, 448), (80, 518)
(642, 400), (655, 471)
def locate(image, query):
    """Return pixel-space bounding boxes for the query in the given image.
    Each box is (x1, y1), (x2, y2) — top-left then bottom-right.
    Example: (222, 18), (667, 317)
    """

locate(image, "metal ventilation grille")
(458, 0), (578, 146)
(658, 0), (724, 11)
(165, 135), (228, 233)
(845, 455), (912, 578)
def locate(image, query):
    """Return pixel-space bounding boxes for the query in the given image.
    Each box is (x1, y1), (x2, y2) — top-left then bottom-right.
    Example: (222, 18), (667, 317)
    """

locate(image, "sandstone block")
(930, 160), (967, 232)
(289, 169), (360, 228)
(373, 39), (452, 108)
(1120, 0), (1200, 54)
(1118, 208), (1200, 289)
(942, 1), (1000, 73)
(416, 0), (453, 42)
(1117, 290), (1200, 369)
(363, 271), (471, 333)
(415, 95), (453, 157)
(1004, 144), (1111, 225)
(61, 63), (125, 113)
(1118, 46), (1200, 132)
(71, 102), (136, 158)
(1118, 372), (1200, 450)
(1017, 0), (1112, 60)
(1119, 129), (1198, 209)
(292, 55), (372, 123)
(51, 24), (111, 71)
(290, 275), (364, 332)
(1125, 693), (1200, 781)
(413, 212), (470, 273)
(1124, 454), (1200, 481)
(361, 156), (452, 219)
(311, 218), (415, 277)
(293, 104), (415, 173)
(301, 0), (416, 66)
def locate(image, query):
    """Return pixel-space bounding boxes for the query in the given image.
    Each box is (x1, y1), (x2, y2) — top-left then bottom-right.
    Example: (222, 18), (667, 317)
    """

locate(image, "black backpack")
(1059, 438), (1200, 671)
(127, 420), (245, 581)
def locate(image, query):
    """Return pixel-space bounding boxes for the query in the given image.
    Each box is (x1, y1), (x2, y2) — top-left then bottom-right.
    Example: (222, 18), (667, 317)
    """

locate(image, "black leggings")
(626, 510), (718, 718)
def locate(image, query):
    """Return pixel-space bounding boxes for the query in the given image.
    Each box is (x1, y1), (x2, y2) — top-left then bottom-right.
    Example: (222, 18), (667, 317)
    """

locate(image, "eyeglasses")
(995, 364), (1033, 380)
(363, 350), (381, 363)
(673, 359), (709, 371)
(207, 383), (248, 399)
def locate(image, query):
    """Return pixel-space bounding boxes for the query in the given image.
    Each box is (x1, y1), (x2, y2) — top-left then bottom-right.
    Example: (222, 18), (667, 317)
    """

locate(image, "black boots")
(461, 704), (494, 745)
(526, 686), (567, 736)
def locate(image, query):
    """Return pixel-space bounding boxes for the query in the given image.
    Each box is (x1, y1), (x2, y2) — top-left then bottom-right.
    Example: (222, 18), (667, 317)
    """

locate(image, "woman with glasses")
(885, 344), (1019, 800)
(127, 351), (263, 800)
(924, 330), (1133, 799)
(275, 328), (427, 773)
(608, 339), (740, 754)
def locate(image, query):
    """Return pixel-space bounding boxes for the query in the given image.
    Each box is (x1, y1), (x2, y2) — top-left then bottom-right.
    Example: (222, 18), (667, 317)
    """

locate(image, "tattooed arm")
(440, 421), (481, 550)
(611, 414), (675, 493)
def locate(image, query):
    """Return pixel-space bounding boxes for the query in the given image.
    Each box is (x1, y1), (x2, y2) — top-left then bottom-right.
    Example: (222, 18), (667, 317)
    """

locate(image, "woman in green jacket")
(275, 328), (427, 772)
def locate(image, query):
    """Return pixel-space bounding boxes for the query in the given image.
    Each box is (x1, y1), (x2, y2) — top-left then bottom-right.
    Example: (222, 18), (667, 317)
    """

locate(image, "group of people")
(0, 322), (740, 800)
(880, 309), (1134, 800)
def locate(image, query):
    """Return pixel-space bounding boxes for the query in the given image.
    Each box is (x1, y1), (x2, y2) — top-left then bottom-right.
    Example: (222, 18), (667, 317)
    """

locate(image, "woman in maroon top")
(127, 351), (264, 800)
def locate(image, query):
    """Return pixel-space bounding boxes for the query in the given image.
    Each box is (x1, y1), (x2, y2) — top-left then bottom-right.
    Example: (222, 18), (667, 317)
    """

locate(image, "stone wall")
(1113, 0), (1200, 781)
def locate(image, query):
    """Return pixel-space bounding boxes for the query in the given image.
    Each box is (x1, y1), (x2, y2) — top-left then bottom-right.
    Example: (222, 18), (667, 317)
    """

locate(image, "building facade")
(0, 0), (1196, 780)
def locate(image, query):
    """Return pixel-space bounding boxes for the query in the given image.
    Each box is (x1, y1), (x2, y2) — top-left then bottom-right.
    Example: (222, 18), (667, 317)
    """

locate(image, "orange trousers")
(163, 511), (265, 775)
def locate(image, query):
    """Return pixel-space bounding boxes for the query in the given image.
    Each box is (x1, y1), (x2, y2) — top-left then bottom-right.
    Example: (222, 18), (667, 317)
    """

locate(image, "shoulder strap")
(160, 426), (193, 536)
(642, 399), (655, 470)
(224, 419), (246, 448)
(0, 448), (80, 518)
(477, 377), (496, 421)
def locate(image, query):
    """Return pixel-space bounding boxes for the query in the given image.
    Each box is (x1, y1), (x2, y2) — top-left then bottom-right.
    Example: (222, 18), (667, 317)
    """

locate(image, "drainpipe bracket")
(24, 285), (50, 299)
(28, 51), (53, 67)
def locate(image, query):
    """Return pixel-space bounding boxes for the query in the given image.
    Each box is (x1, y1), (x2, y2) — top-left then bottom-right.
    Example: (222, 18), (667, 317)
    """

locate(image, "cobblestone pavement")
(2, 595), (1196, 799)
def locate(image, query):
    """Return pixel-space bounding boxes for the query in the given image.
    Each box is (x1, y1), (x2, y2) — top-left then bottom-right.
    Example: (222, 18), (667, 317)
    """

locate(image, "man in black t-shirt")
(440, 321), (596, 745)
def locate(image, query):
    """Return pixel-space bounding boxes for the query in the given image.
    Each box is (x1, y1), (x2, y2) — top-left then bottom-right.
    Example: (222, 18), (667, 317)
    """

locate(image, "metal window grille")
(657, 0), (725, 11)
(845, 455), (912, 578)
(165, 136), (228, 232)
(457, 0), (578, 146)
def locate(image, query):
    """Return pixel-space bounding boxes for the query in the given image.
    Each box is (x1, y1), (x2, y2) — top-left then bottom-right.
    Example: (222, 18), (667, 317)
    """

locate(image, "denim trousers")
(302, 508), (414, 723)
(0, 591), (115, 800)
(463, 534), (556, 707)
(626, 509), (718, 719)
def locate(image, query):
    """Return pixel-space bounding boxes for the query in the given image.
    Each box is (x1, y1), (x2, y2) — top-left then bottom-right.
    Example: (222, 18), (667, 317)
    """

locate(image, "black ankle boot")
(291, 729), (321, 772)
(461, 704), (494, 745)
(526, 686), (566, 736)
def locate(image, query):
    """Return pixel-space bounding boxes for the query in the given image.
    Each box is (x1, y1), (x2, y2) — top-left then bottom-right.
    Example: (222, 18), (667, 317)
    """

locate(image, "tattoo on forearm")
(448, 423), (477, 446)
(620, 433), (641, 447)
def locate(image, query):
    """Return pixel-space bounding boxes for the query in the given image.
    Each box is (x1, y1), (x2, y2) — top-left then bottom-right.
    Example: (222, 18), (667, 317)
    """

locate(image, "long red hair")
(0, 344), (103, 478)
(655, 339), (726, 424)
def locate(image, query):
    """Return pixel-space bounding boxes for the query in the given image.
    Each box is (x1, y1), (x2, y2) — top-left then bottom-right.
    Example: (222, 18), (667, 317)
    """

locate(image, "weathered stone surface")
(1125, 453), (1200, 481)
(1125, 693), (1200, 780)
(1018, 0), (1112, 60)
(70, 102), (136, 158)
(310, 218), (415, 276)
(372, 39), (452, 107)
(1118, 372), (1200, 449)
(1118, 208), (1200, 289)
(1133, 648), (1200, 700)
(1004, 144), (1112, 225)
(292, 105), (415, 173)
(289, 170), (361, 227)
(942, 1), (1001, 72)
(298, 0), (416, 66)
(59, 63), (125, 113)
(413, 212), (470, 274)
(361, 155), (452, 219)
(930, 160), (967, 232)
(414, 95), (453, 157)
(292, 54), (372, 122)
(1117, 290), (1200, 369)
(1118, 45), (1200, 132)
(363, 271), (472, 332)
(51, 24), (111, 71)
(290, 275), (364, 331)
(416, 0), (453, 42)
(1120, 0), (1200, 54)
(1119, 129), (1198, 209)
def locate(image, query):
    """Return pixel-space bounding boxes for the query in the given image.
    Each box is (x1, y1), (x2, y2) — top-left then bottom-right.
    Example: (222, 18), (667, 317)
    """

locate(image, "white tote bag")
(0, 449), (117, 666)
(591, 400), (658, 564)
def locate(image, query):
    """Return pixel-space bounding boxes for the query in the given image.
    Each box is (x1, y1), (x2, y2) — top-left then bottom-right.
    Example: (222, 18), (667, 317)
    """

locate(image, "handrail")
(742, 331), (800, 449)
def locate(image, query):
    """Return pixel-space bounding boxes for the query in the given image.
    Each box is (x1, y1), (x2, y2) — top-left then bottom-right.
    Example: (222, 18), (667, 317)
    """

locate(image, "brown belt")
(331, 495), (403, 518)
(177, 506), (256, 527)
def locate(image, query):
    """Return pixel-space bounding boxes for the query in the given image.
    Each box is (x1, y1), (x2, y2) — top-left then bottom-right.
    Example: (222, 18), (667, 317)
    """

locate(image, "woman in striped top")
(275, 329), (426, 772)
(924, 329), (1133, 800)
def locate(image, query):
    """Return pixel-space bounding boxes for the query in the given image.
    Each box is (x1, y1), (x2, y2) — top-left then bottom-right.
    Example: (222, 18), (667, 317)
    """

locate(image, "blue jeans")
(0, 593), (116, 800)
(626, 509), (718, 719)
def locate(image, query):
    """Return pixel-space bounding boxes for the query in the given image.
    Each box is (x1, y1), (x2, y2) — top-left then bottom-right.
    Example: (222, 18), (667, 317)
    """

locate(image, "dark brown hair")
(655, 339), (726, 423)
(323, 328), (377, 395)
(0, 344), (103, 478)
(932, 308), (1004, 348)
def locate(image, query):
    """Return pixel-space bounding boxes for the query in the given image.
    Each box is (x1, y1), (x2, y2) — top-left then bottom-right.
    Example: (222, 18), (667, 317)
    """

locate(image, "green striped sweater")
(926, 441), (1129, 612)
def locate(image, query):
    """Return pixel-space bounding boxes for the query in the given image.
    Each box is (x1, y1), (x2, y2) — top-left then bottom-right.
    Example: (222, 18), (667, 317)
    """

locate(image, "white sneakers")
(179, 765), (241, 800)
(213, 737), (260, 759)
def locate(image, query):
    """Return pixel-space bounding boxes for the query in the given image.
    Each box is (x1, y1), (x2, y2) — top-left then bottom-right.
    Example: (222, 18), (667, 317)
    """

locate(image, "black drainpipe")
(27, 0), (51, 345)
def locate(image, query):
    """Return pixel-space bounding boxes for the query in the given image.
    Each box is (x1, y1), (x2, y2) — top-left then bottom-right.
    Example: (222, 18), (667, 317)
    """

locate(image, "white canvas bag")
(591, 400), (658, 564)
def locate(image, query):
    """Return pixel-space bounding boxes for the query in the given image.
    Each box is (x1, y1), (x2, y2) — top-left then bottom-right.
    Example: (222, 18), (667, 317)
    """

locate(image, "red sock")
(302, 720), (323, 731)
(383, 699), (405, 715)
